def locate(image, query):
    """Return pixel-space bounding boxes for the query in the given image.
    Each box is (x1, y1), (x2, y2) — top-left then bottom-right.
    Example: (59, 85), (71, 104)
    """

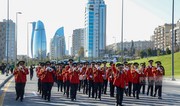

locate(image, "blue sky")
(0, 0), (179, 55)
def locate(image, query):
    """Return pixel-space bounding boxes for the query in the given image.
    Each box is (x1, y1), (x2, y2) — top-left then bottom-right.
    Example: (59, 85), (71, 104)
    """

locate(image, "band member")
(153, 61), (164, 99)
(132, 62), (140, 99)
(146, 60), (155, 96)
(93, 61), (104, 100)
(82, 61), (89, 94)
(78, 62), (84, 92)
(139, 63), (146, 94)
(127, 63), (133, 97)
(123, 61), (129, 96)
(101, 61), (108, 94)
(56, 62), (64, 92)
(41, 61), (55, 101)
(69, 62), (80, 101)
(113, 63), (126, 106)
(36, 62), (45, 94)
(62, 59), (73, 98)
(107, 61), (115, 97)
(13, 61), (29, 102)
(86, 61), (95, 98)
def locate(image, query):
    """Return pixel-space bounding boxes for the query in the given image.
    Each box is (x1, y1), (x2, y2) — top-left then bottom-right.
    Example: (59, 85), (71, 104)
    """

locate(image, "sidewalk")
(0, 74), (13, 89)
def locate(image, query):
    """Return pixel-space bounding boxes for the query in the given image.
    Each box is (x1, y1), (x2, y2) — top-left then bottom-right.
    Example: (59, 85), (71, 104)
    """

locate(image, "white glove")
(102, 75), (105, 77)
(90, 75), (93, 78)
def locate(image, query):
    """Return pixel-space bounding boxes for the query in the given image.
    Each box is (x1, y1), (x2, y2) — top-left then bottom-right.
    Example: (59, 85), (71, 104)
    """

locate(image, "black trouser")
(88, 80), (94, 98)
(38, 79), (42, 94)
(154, 83), (162, 98)
(78, 80), (83, 92)
(116, 86), (124, 105)
(94, 82), (102, 99)
(30, 73), (33, 80)
(128, 82), (132, 96)
(70, 83), (78, 100)
(57, 80), (63, 92)
(147, 79), (154, 96)
(83, 79), (88, 94)
(64, 80), (70, 98)
(110, 81), (115, 97)
(140, 82), (145, 94)
(102, 79), (108, 94)
(46, 82), (53, 101)
(15, 83), (26, 101)
(133, 83), (140, 99)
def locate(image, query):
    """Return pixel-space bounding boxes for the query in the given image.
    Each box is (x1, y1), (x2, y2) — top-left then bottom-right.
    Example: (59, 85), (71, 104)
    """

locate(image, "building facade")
(72, 28), (84, 56)
(31, 20), (47, 60)
(0, 20), (16, 62)
(151, 24), (173, 51)
(0, 22), (6, 62)
(84, 0), (106, 58)
(107, 40), (154, 52)
(50, 27), (66, 60)
(173, 19), (180, 51)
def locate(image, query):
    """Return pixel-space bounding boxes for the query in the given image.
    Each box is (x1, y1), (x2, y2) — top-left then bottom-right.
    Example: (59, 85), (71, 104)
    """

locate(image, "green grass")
(129, 52), (180, 77)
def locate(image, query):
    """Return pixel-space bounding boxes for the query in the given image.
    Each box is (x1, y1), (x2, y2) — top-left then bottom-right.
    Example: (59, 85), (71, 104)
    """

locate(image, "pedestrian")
(113, 63), (126, 106)
(13, 61), (29, 102)
(153, 61), (164, 99)
(30, 65), (34, 80)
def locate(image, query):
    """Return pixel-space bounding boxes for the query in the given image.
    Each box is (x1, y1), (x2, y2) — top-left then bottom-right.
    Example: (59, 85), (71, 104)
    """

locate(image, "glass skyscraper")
(31, 20), (47, 60)
(84, 0), (106, 58)
(50, 27), (66, 60)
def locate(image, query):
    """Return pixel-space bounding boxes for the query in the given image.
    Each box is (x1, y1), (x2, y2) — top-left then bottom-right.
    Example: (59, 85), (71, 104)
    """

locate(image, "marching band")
(13, 59), (165, 106)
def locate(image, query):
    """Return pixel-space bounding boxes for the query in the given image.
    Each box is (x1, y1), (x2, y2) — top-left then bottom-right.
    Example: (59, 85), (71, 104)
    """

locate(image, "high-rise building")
(84, 0), (106, 58)
(0, 20), (16, 62)
(72, 28), (84, 56)
(0, 22), (6, 62)
(31, 20), (47, 60)
(50, 27), (66, 60)
(31, 22), (36, 58)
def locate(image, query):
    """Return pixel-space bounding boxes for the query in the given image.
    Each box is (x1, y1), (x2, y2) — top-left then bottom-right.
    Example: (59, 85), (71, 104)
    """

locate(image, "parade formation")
(13, 59), (165, 106)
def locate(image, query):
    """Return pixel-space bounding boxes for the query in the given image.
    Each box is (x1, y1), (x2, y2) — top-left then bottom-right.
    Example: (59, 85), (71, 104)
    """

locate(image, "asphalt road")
(1, 75), (180, 106)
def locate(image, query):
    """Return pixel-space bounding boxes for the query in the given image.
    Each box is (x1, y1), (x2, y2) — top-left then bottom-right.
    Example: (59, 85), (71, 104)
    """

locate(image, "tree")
(147, 48), (152, 56)
(78, 47), (84, 57)
(157, 49), (161, 56)
(166, 48), (171, 54)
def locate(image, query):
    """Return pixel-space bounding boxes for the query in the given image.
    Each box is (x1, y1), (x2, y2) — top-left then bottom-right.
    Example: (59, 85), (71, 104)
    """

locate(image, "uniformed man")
(101, 61), (108, 94)
(36, 62), (45, 94)
(153, 61), (164, 99)
(107, 61), (115, 97)
(86, 61), (95, 98)
(132, 62), (141, 99)
(127, 63), (133, 97)
(56, 62), (64, 92)
(82, 61), (89, 94)
(123, 61), (129, 96)
(139, 62), (146, 94)
(113, 63), (126, 106)
(146, 60), (155, 96)
(13, 61), (29, 102)
(93, 61), (104, 100)
(78, 62), (84, 92)
(69, 62), (80, 101)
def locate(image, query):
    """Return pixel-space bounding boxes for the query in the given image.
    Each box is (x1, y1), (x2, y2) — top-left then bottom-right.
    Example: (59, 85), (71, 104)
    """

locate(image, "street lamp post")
(15, 12), (22, 63)
(171, 0), (175, 81)
(6, 0), (9, 65)
(121, 0), (124, 62)
(27, 22), (33, 66)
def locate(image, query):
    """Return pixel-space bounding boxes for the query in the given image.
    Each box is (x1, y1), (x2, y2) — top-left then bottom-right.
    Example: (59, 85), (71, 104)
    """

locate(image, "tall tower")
(84, 0), (106, 58)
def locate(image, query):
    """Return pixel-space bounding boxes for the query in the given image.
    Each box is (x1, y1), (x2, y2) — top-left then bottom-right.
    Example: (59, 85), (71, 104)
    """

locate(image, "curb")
(0, 74), (13, 89)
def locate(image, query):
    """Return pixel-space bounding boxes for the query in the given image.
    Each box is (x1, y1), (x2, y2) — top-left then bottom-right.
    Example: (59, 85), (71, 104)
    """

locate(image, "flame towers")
(31, 20), (47, 60)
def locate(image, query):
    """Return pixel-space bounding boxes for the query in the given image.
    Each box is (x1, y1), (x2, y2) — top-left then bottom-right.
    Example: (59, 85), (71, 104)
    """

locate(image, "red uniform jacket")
(40, 67), (55, 83)
(145, 66), (155, 81)
(153, 67), (164, 82)
(86, 67), (94, 81)
(56, 68), (63, 81)
(36, 66), (41, 79)
(93, 67), (104, 83)
(127, 69), (133, 83)
(106, 67), (114, 82)
(112, 66), (126, 88)
(13, 67), (29, 83)
(132, 69), (140, 84)
(69, 68), (80, 84)
(62, 66), (70, 82)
